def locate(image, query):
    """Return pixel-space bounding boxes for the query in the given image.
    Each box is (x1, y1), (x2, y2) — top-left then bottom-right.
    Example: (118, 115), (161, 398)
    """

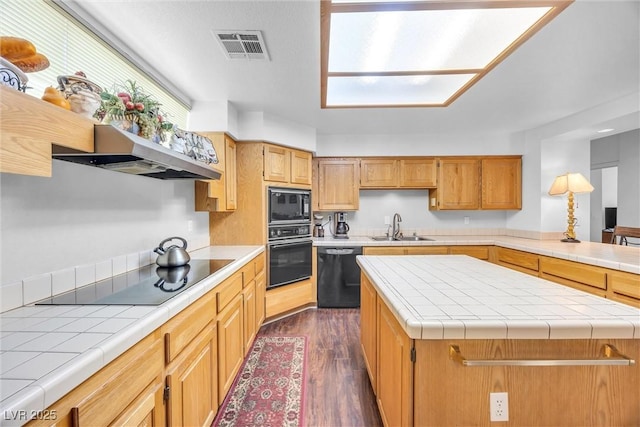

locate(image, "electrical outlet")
(464, 216), (470, 225)
(187, 220), (193, 232)
(384, 216), (391, 225)
(490, 392), (509, 422)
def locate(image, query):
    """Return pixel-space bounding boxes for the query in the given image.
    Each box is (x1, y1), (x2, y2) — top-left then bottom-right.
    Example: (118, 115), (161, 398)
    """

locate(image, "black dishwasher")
(317, 246), (362, 308)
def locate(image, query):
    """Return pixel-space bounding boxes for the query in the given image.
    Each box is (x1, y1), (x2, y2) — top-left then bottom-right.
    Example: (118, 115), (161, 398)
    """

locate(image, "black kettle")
(154, 236), (191, 267)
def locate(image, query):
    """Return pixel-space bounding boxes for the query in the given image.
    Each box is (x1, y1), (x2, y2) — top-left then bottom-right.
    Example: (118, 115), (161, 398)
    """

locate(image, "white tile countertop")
(0, 245), (263, 426)
(314, 234), (640, 274)
(357, 255), (640, 341)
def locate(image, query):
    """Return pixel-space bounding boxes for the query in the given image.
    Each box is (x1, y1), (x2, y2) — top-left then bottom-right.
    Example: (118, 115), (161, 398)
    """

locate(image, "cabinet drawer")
(449, 246), (490, 260)
(406, 246), (449, 255)
(255, 253), (265, 274)
(217, 272), (243, 313)
(539, 256), (607, 290)
(497, 247), (539, 272)
(364, 247), (406, 255)
(164, 288), (216, 363)
(609, 270), (640, 299)
(241, 261), (256, 286)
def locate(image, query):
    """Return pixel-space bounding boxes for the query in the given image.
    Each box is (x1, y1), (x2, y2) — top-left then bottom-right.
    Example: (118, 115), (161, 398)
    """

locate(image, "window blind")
(1, 0), (189, 128)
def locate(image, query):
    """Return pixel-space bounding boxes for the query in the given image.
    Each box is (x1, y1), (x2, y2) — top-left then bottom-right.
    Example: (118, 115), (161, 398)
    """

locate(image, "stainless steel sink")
(370, 235), (433, 241)
(398, 236), (433, 241)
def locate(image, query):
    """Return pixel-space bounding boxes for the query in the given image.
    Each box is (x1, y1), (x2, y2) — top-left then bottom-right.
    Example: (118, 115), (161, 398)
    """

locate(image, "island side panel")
(414, 339), (640, 427)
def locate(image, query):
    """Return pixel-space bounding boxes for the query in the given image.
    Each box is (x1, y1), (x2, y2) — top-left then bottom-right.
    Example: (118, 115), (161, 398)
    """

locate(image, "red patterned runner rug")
(212, 335), (308, 427)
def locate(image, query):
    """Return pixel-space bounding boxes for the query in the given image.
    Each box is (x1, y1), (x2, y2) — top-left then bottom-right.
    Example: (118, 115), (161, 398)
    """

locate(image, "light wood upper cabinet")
(316, 158), (360, 211)
(431, 158), (481, 210)
(264, 144), (290, 182)
(264, 144), (312, 185)
(430, 156), (522, 210)
(360, 159), (398, 187)
(399, 158), (437, 188)
(194, 132), (235, 212)
(225, 136), (238, 210)
(481, 157), (521, 210)
(359, 158), (437, 188)
(290, 149), (313, 185)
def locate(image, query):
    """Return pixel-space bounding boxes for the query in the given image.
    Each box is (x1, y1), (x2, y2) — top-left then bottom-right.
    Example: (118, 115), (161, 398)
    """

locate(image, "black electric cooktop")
(36, 259), (234, 306)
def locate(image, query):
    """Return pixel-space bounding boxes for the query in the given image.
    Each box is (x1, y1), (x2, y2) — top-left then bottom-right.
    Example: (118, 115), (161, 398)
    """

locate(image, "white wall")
(316, 131), (517, 156)
(617, 129), (640, 227)
(331, 190), (507, 236)
(0, 160), (210, 286)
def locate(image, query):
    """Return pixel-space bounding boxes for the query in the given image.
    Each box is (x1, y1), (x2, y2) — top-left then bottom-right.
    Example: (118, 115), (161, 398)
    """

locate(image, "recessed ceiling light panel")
(321, 0), (573, 108)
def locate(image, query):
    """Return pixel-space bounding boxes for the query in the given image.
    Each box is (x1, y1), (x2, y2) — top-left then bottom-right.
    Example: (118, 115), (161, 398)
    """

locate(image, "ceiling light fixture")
(597, 128), (615, 133)
(321, 0), (573, 108)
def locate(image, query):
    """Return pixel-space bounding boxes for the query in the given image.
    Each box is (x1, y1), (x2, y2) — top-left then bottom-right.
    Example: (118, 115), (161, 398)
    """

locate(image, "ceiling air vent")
(212, 30), (270, 60)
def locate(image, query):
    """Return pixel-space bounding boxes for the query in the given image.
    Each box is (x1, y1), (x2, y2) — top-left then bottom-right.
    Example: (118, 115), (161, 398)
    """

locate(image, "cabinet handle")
(449, 344), (636, 367)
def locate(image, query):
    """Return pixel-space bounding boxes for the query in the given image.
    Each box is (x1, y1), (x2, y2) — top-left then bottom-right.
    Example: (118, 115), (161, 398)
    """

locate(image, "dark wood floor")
(258, 308), (383, 427)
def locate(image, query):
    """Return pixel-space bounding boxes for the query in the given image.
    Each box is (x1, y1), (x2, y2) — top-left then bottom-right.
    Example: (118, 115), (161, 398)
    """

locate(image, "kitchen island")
(357, 255), (640, 426)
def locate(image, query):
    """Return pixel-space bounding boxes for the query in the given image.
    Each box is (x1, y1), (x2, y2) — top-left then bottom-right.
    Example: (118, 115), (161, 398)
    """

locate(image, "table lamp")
(548, 172), (594, 243)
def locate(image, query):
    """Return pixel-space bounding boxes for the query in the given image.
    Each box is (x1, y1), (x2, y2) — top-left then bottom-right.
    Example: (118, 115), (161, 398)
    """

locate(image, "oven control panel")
(268, 224), (311, 240)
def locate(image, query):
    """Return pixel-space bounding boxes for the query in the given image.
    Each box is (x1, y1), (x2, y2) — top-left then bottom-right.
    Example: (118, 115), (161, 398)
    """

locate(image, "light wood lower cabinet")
(496, 246), (539, 276)
(376, 289), (413, 427)
(539, 255), (607, 297)
(26, 332), (165, 427)
(243, 279), (257, 352)
(360, 275), (377, 392)
(366, 245), (491, 259)
(217, 293), (245, 403)
(166, 322), (218, 427)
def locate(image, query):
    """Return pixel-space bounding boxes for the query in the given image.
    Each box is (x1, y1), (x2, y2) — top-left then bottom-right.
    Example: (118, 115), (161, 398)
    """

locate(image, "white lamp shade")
(548, 172), (594, 195)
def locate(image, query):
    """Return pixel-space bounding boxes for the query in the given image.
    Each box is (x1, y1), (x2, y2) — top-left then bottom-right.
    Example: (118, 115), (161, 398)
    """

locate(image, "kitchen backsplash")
(0, 234), (210, 314)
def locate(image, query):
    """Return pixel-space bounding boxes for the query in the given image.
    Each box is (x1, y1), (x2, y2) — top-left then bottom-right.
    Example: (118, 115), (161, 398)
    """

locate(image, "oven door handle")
(268, 239), (312, 249)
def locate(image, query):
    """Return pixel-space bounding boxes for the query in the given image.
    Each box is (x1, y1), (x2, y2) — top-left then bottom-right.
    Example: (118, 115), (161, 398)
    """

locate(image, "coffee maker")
(313, 214), (325, 237)
(333, 212), (350, 239)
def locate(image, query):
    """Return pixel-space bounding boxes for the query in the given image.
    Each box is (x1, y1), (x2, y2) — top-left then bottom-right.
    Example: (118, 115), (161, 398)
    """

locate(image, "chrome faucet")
(392, 213), (402, 239)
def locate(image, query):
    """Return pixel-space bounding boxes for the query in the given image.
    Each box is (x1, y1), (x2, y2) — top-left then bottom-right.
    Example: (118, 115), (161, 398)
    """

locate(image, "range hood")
(52, 125), (221, 180)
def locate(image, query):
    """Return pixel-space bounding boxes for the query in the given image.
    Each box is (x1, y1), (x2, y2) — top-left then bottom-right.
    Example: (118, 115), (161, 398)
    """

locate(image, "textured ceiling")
(66, 0), (639, 138)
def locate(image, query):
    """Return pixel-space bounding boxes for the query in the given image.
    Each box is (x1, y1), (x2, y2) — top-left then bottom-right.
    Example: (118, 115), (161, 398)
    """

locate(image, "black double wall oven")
(267, 187), (312, 289)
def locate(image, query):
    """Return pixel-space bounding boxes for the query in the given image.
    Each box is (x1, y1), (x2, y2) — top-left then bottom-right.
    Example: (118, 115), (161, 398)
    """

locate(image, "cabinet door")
(225, 136), (237, 210)
(435, 158), (480, 210)
(243, 280), (257, 354)
(264, 145), (290, 182)
(166, 324), (218, 427)
(399, 158), (436, 188)
(377, 299), (413, 427)
(481, 157), (521, 209)
(317, 159), (360, 210)
(360, 159), (398, 188)
(217, 294), (244, 403)
(360, 274), (377, 392)
(291, 149), (312, 185)
(109, 379), (164, 427)
(255, 269), (266, 326)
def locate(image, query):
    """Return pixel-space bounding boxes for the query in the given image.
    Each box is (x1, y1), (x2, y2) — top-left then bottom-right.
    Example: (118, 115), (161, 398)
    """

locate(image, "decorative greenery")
(96, 80), (173, 141)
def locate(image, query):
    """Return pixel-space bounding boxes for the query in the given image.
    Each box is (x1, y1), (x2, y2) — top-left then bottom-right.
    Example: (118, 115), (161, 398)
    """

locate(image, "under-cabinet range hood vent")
(52, 125), (221, 180)
(212, 30), (270, 60)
